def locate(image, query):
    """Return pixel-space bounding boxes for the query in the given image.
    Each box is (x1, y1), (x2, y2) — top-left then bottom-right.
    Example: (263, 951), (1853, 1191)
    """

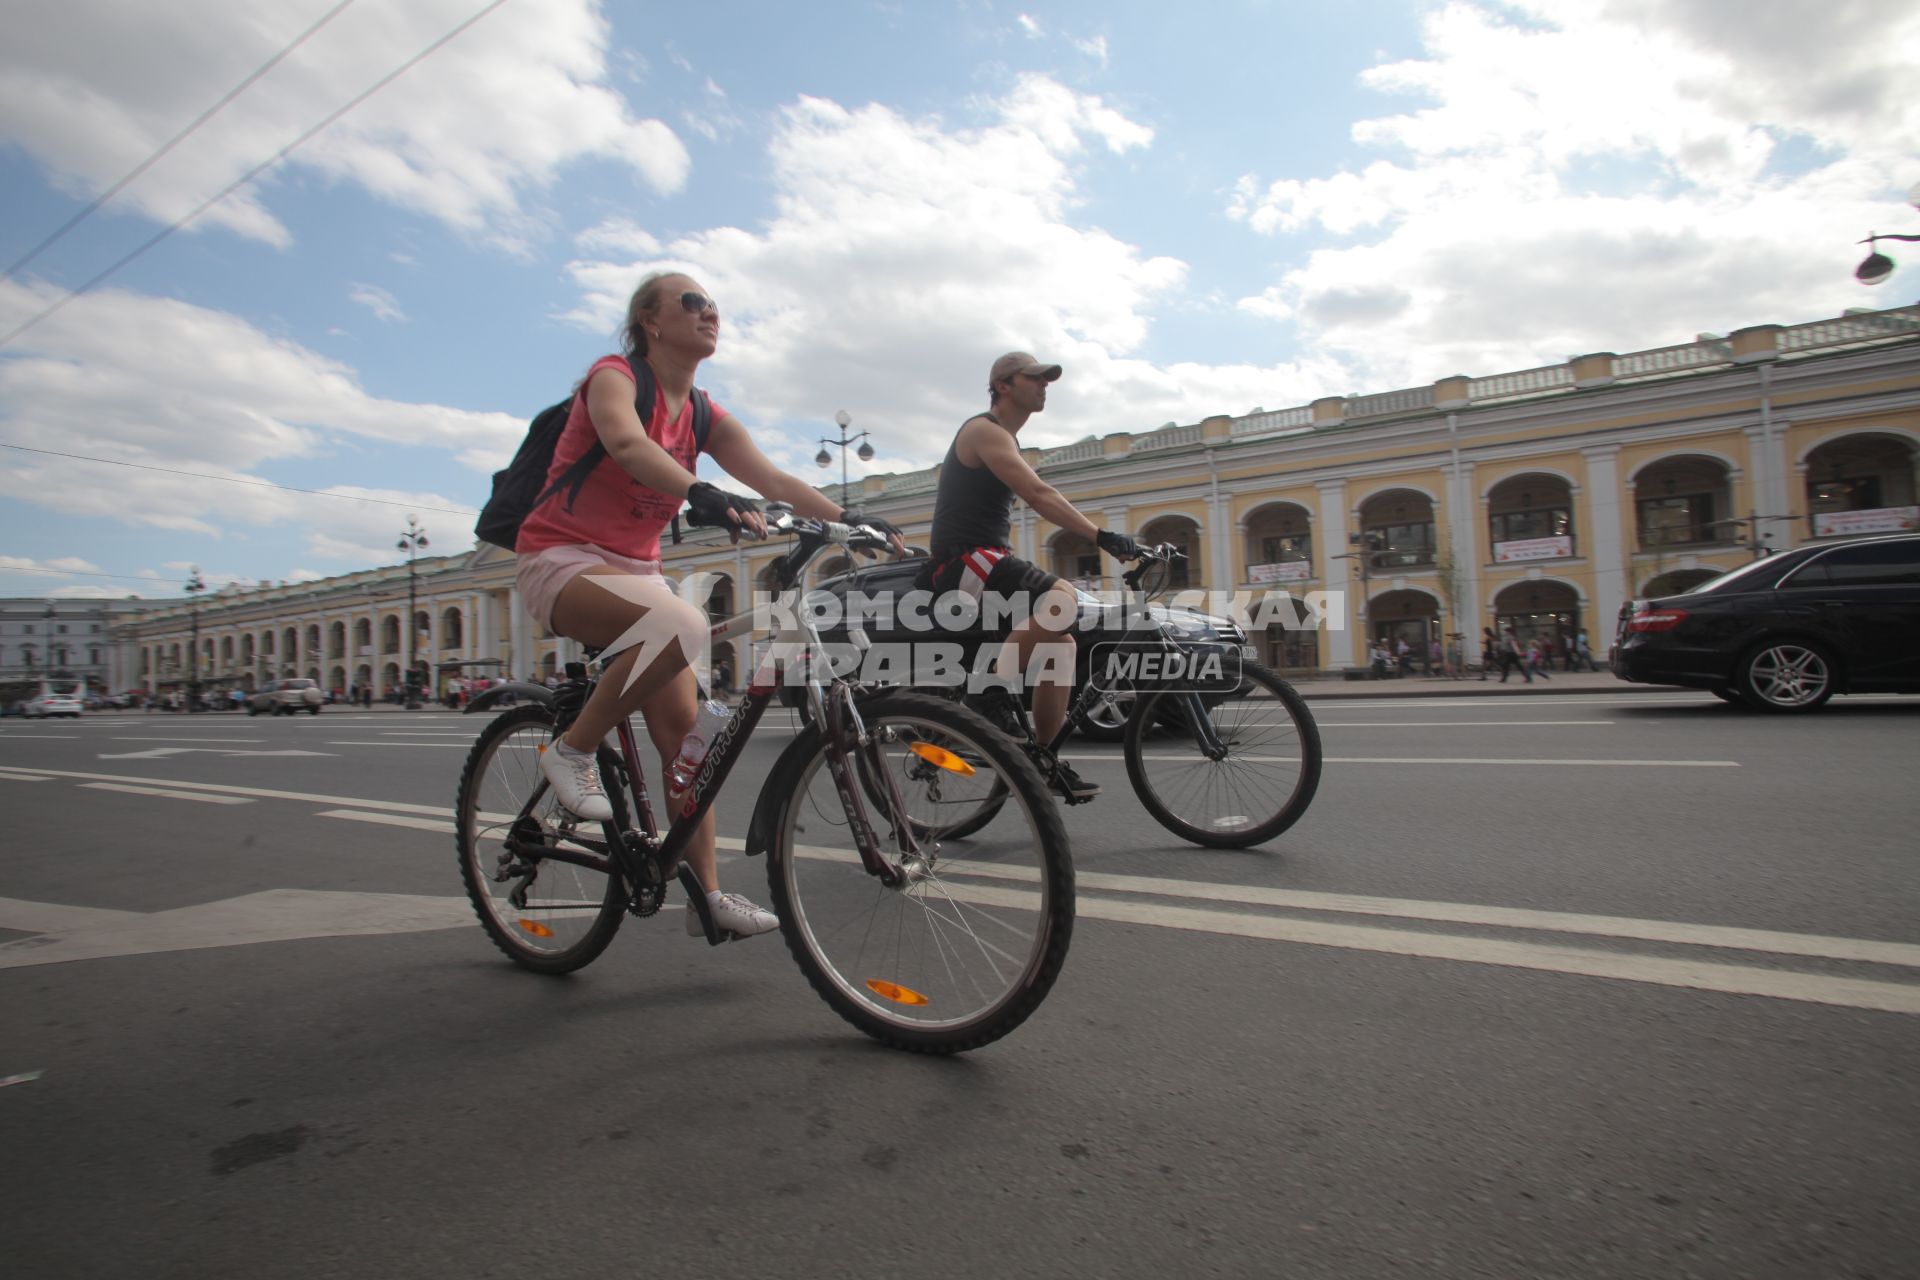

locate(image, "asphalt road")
(2, 689), (1916, 1279)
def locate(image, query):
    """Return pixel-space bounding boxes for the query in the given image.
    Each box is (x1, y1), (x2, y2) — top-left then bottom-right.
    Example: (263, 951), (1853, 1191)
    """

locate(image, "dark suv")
(1612, 533), (1920, 711)
(778, 554), (1255, 740)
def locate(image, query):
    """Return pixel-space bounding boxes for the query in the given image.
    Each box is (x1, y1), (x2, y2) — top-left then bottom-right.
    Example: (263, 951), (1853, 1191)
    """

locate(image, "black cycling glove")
(684, 481), (761, 529)
(1096, 528), (1140, 561)
(839, 507), (904, 540)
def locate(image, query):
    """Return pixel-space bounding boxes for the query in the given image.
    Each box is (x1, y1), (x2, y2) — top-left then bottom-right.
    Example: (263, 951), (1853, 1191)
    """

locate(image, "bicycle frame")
(495, 518), (914, 941)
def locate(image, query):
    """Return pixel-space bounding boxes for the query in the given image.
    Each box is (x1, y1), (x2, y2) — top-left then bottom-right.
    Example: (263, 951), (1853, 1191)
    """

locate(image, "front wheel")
(1124, 660), (1322, 848)
(766, 691), (1073, 1054)
(1738, 639), (1836, 712)
(455, 703), (628, 974)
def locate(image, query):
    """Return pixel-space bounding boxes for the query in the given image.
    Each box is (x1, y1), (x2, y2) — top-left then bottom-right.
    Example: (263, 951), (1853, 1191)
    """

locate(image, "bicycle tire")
(1124, 659), (1322, 848)
(765, 691), (1073, 1054)
(455, 703), (628, 974)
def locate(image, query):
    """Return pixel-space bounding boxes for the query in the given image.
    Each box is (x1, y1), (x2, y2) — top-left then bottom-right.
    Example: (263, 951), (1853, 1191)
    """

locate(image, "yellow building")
(116, 303), (1920, 689)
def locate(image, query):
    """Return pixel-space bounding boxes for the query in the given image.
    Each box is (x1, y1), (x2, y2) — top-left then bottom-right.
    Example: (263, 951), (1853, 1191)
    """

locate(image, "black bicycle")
(453, 508), (1073, 1054)
(909, 545), (1323, 849)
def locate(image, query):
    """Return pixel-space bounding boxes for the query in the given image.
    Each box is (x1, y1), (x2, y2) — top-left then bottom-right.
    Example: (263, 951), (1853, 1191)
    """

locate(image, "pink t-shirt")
(515, 355), (725, 562)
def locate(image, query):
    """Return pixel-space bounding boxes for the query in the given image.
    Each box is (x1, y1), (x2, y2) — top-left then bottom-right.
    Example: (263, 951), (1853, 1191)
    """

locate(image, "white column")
(1584, 446), (1626, 633)
(509, 587), (533, 684)
(1450, 459), (1479, 648)
(1316, 480), (1353, 669)
(1102, 504), (1129, 595)
(1206, 489), (1232, 594)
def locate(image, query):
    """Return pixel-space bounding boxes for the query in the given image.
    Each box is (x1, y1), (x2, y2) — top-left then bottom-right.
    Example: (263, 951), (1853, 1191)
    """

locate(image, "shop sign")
(1812, 506), (1919, 537)
(1248, 560), (1313, 583)
(1493, 536), (1573, 563)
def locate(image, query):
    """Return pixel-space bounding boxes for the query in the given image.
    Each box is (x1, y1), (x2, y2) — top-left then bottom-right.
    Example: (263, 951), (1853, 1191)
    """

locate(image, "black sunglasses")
(677, 291), (719, 316)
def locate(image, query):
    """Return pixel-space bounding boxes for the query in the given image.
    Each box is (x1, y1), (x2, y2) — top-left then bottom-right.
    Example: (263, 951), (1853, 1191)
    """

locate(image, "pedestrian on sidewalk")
(1480, 627), (1497, 681)
(1575, 630), (1598, 672)
(1526, 637), (1553, 680)
(1498, 627), (1531, 683)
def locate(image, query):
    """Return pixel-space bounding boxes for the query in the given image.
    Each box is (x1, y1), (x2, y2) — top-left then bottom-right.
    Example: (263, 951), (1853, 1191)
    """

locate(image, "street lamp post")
(1852, 180), (1920, 286)
(397, 515), (429, 710)
(814, 409), (876, 510)
(184, 567), (206, 712)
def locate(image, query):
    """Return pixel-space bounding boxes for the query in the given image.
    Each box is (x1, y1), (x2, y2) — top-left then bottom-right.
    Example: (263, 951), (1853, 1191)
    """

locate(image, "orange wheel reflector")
(908, 742), (975, 776)
(866, 979), (930, 1006)
(515, 919), (555, 938)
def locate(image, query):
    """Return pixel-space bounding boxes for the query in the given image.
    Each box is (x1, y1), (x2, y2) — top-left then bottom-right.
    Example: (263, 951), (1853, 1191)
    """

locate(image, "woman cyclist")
(516, 270), (901, 940)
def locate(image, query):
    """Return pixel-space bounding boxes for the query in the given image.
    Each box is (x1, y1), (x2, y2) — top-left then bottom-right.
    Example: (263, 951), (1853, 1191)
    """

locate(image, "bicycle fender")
(462, 682), (556, 714)
(743, 724), (823, 857)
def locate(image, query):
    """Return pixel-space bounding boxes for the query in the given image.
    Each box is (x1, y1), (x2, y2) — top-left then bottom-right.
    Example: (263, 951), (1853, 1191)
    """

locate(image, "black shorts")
(919, 547), (1063, 628)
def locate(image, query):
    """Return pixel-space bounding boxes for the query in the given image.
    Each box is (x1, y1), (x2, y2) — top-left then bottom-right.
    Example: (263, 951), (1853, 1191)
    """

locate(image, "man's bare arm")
(965, 419), (1100, 540)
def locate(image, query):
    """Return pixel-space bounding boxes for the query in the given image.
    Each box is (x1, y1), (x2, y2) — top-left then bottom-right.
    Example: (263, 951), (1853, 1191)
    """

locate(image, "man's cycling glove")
(684, 481), (761, 528)
(1096, 528), (1140, 561)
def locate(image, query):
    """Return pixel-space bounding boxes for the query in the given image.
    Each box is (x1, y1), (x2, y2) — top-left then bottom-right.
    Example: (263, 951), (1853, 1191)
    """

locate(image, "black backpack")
(474, 355), (712, 550)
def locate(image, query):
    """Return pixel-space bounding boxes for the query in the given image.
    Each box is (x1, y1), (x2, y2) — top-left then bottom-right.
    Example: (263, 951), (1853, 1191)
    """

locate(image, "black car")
(1612, 533), (1920, 711)
(778, 554), (1255, 740)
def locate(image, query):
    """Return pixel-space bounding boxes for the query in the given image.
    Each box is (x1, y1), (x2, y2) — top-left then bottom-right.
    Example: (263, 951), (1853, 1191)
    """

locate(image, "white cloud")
(349, 284), (407, 323)
(574, 217), (663, 257)
(1017, 15), (1044, 38)
(556, 75), (1332, 468)
(1071, 34), (1111, 68)
(1226, 0), (1920, 387)
(0, 0), (689, 251)
(0, 280), (516, 543)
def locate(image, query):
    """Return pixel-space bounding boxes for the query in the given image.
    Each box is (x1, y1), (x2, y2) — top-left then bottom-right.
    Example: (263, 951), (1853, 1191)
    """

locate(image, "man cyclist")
(921, 351), (1140, 800)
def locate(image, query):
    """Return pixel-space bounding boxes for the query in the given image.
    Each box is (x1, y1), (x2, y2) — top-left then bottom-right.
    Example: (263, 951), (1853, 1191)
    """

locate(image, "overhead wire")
(2, 0), (360, 281)
(0, 0), (512, 351)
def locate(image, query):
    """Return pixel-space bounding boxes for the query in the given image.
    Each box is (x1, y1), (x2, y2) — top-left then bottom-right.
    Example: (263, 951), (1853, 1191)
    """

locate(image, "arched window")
(1358, 490), (1437, 568)
(1138, 515), (1202, 590)
(1634, 457), (1732, 549)
(1487, 473), (1576, 561)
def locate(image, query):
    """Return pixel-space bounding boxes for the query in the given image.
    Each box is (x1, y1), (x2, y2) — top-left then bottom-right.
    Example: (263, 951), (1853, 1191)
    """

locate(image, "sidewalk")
(1288, 667), (1679, 701)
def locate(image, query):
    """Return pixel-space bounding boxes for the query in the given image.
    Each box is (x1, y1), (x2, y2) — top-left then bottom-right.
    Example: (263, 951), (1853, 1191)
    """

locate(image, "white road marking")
(0, 773), (50, 782)
(318, 809), (456, 833)
(326, 740), (472, 747)
(1074, 754), (1738, 767)
(0, 897), (141, 933)
(0, 764), (453, 815)
(943, 883), (1920, 1017)
(110, 736), (267, 744)
(97, 746), (333, 759)
(1314, 720), (1611, 728)
(80, 782), (253, 805)
(0, 889), (470, 969)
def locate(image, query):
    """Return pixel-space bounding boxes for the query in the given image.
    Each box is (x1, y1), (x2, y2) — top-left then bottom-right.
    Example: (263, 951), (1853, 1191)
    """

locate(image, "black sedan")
(1612, 533), (1920, 711)
(779, 553), (1255, 740)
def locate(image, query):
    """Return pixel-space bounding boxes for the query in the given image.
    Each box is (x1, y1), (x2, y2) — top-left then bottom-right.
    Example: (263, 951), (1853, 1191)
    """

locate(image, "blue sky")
(2, 0), (1915, 599)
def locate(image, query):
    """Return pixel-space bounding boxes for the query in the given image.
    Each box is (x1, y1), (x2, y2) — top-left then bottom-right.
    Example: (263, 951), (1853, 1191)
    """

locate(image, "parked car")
(780, 553), (1255, 740)
(249, 677), (325, 715)
(23, 693), (84, 719)
(1612, 532), (1920, 712)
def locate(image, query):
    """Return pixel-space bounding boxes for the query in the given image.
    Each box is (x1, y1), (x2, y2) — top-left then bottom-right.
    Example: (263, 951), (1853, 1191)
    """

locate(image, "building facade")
(0, 597), (150, 701)
(110, 304), (1920, 687)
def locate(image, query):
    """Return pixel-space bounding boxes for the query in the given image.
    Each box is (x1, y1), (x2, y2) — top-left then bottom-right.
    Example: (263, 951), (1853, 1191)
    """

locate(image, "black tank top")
(928, 414), (1014, 559)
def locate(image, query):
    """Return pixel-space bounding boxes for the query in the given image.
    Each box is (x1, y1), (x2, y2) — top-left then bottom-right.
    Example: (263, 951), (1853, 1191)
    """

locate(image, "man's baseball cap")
(990, 351), (1063, 389)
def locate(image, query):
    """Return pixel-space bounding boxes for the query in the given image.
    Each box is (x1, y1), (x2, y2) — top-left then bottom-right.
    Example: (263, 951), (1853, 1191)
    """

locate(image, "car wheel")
(1738, 639), (1836, 713)
(309, 705), (321, 715)
(1075, 686), (1134, 743)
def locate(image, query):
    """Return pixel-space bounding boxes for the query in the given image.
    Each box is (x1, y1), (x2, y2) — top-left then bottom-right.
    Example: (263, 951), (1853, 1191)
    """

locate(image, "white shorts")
(515, 542), (665, 634)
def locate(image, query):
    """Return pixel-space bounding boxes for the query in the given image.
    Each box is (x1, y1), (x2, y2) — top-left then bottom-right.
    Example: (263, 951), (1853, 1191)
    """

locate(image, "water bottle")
(668, 698), (732, 793)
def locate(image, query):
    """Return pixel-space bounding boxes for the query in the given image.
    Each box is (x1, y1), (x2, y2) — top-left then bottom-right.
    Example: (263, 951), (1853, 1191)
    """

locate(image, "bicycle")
(453, 507), (1074, 1054)
(900, 544), (1324, 849)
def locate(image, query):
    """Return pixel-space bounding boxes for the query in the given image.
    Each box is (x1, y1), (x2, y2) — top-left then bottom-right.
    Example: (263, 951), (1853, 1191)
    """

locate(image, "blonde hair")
(620, 271), (683, 358)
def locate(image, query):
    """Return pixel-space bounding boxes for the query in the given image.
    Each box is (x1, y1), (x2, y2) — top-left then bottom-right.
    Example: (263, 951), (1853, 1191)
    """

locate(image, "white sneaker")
(686, 892), (779, 939)
(539, 740), (613, 822)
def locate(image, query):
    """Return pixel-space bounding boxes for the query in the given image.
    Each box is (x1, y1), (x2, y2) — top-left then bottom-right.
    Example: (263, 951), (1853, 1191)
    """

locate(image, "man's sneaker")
(1049, 760), (1101, 801)
(539, 740), (613, 822)
(687, 893), (780, 939)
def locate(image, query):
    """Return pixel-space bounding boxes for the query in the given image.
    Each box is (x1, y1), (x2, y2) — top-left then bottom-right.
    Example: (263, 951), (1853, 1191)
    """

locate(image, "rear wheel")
(766, 692), (1073, 1054)
(455, 703), (627, 973)
(1738, 640), (1835, 713)
(1124, 660), (1322, 848)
